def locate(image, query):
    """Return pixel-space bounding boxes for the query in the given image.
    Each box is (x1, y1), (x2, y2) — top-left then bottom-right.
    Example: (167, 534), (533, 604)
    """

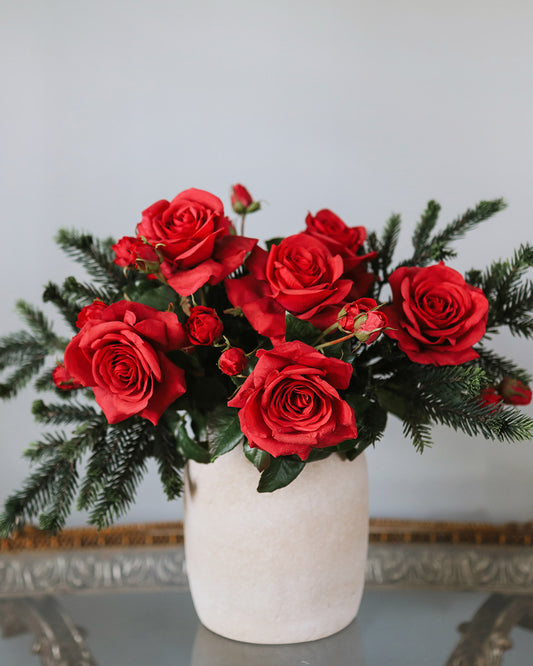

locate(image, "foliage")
(0, 191), (531, 535)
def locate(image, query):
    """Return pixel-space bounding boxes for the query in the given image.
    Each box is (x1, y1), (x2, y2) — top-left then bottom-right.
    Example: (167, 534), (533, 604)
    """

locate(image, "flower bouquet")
(0, 184), (532, 641)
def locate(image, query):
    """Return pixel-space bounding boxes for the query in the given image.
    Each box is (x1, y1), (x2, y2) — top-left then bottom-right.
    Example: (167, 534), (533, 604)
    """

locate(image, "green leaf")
(124, 282), (178, 311)
(243, 442), (271, 472)
(176, 424), (210, 463)
(265, 237), (284, 251)
(206, 406), (244, 460)
(257, 456), (305, 493)
(285, 313), (321, 346)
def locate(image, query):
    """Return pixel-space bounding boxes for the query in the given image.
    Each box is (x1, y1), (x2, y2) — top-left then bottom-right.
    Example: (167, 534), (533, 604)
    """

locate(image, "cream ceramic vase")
(183, 445), (369, 645)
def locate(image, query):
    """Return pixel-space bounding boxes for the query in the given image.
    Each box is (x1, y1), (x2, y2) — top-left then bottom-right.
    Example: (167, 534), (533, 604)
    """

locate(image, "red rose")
(231, 184), (259, 214)
(218, 347), (248, 376)
(185, 306), (223, 346)
(64, 301), (187, 425)
(227, 340), (357, 460)
(136, 188), (257, 295)
(52, 363), (83, 390)
(384, 263), (489, 365)
(499, 377), (532, 405)
(304, 209), (376, 299)
(338, 298), (387, 343)
(112, 236), (159, 270)
(225, 234), (352, 341)
(76, 299), (108, 329)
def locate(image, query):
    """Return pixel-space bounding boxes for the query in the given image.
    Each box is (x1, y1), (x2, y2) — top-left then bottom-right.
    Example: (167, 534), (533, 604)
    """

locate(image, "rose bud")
(112, 236), (160, 272)
(53, 363), (83, 391)
(76, 299), (108, 329)
(338, 298), (387, 344)
(231, 184), (260, 215)
(354, 310), (387, 344)
(185, 306), (224, 346)
(499, 377), (532, 405)
(478, 387), (504, 414)
(218, 347), (248, 376)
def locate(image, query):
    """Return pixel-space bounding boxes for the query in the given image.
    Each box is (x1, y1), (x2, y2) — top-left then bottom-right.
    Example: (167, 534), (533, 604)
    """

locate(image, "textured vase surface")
(184, 446), (369, 644)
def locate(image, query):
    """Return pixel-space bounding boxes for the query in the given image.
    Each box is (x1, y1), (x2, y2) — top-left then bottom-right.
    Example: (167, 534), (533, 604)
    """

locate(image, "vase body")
(183, 446), (369, 645)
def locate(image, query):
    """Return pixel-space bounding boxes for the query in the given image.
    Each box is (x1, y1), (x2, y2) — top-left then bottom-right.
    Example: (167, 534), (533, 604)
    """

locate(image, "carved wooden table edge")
(0, 519), (532, 597)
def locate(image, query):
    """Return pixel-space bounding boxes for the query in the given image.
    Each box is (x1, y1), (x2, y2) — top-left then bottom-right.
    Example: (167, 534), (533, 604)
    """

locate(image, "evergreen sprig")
(475, 346), (532, 385)
(54, 229), (128, 286)
(367, 213), (402, 295)
(400, 198), (507, 267)
(466, 244), (533, 338)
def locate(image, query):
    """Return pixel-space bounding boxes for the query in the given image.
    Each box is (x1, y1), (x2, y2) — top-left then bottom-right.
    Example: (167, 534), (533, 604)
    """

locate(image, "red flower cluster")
(56, 185), (513, 462)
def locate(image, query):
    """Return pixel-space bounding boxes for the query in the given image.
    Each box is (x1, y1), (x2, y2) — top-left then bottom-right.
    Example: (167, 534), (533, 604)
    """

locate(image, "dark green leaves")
(206, 406), (244, 460)
(243, 442), (271, 472)
(257, 456), (305, 493)
(175, 424), (210, 463)
(284, 313), (321, 346)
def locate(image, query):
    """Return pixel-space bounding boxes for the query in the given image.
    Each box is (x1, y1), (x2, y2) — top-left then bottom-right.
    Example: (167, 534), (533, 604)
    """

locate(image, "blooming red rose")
(112, 236), (160, 270)
(227, 340), (357, 460)
(338, 297), (387, 343)
(304, 209), (376, 299)
(218, 347), (248, 376)
(64, 301), (187, 425)
(225, 234), (352, 341)
(383, 263), (489, 365)
(52, 363), (83, 391)
(136, 188), (257, 295)
(499, 377), (532, 405)
(185, 306), (223, 346)
(231, 184), (259, 214)
(76, 299), (108, 329)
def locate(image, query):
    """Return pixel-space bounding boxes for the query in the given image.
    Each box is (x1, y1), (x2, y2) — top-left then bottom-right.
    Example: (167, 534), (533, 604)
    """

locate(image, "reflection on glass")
(191, 618), (366, 666)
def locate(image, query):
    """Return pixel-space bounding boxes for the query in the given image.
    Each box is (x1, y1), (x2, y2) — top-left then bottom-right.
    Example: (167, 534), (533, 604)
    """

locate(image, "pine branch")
(55, 229), (127, 286)
(411, 200), (441, 258)
(469, 244), (533, 338)
(32, 399), (99, 427)
(14, 301), (59, 344)
(62, 275), (121, 305)
(475, 346), (532, 385)
(428, 199), (507, 262)
(367, 214), (402, 293)
(41, 282), (82, 331)
(0, 455), (74, 536)
(399, 199), (507, 267)
(402, 418), (433, 453)
(0, 355), (48, 399)
(0, 331), (39, 371)
(38, 460), (79, 533)
(86, 420), (152, 529)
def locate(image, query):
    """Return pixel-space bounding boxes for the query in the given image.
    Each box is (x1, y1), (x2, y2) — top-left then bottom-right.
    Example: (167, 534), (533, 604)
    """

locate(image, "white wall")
(1, 0), (532, 525)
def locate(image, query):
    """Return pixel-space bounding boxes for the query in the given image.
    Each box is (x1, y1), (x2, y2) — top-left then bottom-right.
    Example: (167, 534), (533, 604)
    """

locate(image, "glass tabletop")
(1, 587), (533, 665)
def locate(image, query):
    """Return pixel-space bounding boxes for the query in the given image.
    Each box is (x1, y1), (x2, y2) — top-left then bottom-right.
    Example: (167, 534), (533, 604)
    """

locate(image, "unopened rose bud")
(231, 184), (260, 215)
(499, 377), (532, 405)
(218, 347), (248, 376)
(354, 310), (387, 344)
(53, 363), (83, 390)
(112, 236), (160, 273)
(76, 299), (108, 329)
(338, 298), (386, 344)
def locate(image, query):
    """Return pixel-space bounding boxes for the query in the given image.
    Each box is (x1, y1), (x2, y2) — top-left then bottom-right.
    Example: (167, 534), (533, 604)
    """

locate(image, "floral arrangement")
(1, 185), (532, 534)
